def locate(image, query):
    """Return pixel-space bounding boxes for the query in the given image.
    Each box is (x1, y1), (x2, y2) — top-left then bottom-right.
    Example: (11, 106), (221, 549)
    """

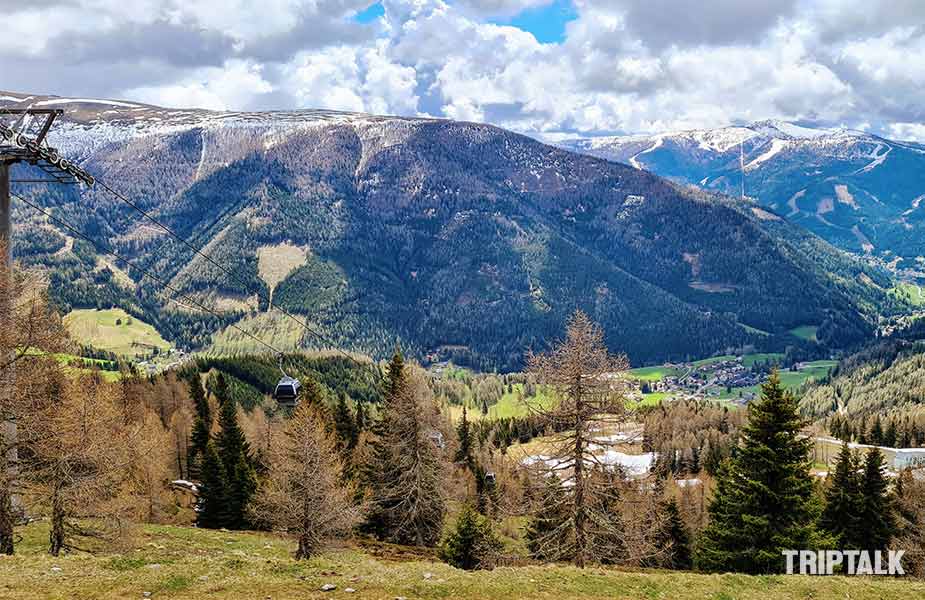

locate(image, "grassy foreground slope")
(2, 523), (923, 600)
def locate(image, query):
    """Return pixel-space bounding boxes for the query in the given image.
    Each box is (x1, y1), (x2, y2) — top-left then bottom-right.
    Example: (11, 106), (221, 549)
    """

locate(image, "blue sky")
(355, 1), (577, 44)
(493, 0), (577, 44)
(354, 3), (386, 23)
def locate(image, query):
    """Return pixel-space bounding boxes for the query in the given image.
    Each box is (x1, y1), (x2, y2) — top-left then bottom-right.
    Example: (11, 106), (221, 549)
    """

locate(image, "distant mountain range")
(1, 92), (901, 368)
(559, 121), (925, 261)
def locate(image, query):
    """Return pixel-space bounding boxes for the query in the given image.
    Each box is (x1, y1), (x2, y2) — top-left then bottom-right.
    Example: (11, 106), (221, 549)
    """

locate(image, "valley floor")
(2, 523), (923, 599)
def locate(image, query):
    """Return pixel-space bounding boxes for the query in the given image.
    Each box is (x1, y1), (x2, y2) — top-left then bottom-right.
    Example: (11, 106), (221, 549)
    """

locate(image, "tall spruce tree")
(859, 448), (895, 551)
(883, 420), (898, 448)
(454, 406), (474, 467)
(213, 372), (230, 405)
(820, 442), (863, 550)
(215, 397), (257, 529)
(695, 371), (824, 573)
(525, 476), (571, 561)
(188, 374), (211, 478)
(651, 496), (692, 570)
(386, 348), (404, 397)
(870, 416), (884, 446)
(197, 441), (229, 529)
(359, 349), (405, 539)
(361, 356), (447, 546)
(333, 392), (357, 453)
(454, 405), (490, 512)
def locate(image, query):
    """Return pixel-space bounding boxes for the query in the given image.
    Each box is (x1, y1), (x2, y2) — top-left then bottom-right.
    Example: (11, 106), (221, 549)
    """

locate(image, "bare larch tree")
(524, 310), (630, 568)
(250, 403), (361, 559)
(0, 250), (68, 554)
(25, 368), (133, 555)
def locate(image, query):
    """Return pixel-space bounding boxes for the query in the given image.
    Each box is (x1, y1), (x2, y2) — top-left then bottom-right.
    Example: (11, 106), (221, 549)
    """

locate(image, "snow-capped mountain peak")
(557, 119), (925, 260)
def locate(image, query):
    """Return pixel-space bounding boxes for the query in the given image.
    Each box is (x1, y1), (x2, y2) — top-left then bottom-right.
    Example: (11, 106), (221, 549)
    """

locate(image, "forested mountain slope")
(800, 340), (925, 420)
(560, 120), (925, 260)
(2, 92), (898, 369)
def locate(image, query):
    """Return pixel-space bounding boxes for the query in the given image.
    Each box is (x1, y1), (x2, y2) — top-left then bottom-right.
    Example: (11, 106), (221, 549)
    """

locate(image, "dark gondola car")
(274, 375), (301, 407)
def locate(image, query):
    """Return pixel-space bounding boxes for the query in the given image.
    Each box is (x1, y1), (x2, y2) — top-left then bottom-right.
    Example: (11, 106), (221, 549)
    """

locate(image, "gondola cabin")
(274, 376), (301, 407)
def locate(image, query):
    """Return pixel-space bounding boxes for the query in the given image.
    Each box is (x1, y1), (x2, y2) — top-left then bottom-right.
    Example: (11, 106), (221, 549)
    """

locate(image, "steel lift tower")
(0, 108), (94, 553)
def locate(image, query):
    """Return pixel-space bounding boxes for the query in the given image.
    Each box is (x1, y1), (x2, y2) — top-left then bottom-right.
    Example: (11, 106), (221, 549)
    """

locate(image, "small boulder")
(344, 588), (356, 593)
(320, 584), (337, 592)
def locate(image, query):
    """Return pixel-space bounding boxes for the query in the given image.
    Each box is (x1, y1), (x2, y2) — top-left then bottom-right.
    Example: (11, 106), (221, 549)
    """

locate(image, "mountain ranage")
(2, 92), (899, 369)
(559, 120), (925, 260)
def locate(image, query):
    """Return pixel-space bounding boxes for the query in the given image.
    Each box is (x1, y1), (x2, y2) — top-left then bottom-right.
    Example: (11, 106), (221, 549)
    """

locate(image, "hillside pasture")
(63, 308), (170, 357)
(3, 522), (923, 600)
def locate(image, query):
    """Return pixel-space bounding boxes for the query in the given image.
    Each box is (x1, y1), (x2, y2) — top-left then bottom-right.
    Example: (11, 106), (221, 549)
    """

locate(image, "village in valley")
(626, 353), (838, 406)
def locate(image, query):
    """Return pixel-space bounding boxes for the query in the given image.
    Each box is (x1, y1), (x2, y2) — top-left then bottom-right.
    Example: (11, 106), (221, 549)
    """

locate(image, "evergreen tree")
(386, 348), (404, 397)
(301, 376), (326, 414)
(358, 351), (406, 540)
(526, 470), (625, 564)
(858, 417), (870, 444)
(525, 477), (571, 561)
(820, 442), (863, 550)
(216, 397), (257, 529)
(439, 503), (503, 570)
(454, 406), (474, 467)
(883, 420), (898, 448)
(870, 415), (884, 446)
(652, 497), (692, 570)
(196, 442), (229, 529)
(859, 448), (895, 551)
(361, 359), (447, 546)
(213, 372), (230, 405)
(189, 417), (211, 479)
(899, 421), (912, 448)
(188, 374), (211, 478)
(333, 392), (357, 453)
(695, 371), (824, 573)
(189, 372), (209, 422)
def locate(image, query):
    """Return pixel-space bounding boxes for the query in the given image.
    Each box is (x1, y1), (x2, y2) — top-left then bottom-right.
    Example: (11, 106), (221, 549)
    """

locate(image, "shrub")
(439, 504), (503, 570)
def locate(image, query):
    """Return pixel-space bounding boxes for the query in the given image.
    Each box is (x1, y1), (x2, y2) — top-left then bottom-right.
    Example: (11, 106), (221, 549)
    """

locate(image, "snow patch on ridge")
(629, 136), (663, 169)
(853, 143), (892, 174)
(745, 138), (787, 169)
(35, 98), (143, 108)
